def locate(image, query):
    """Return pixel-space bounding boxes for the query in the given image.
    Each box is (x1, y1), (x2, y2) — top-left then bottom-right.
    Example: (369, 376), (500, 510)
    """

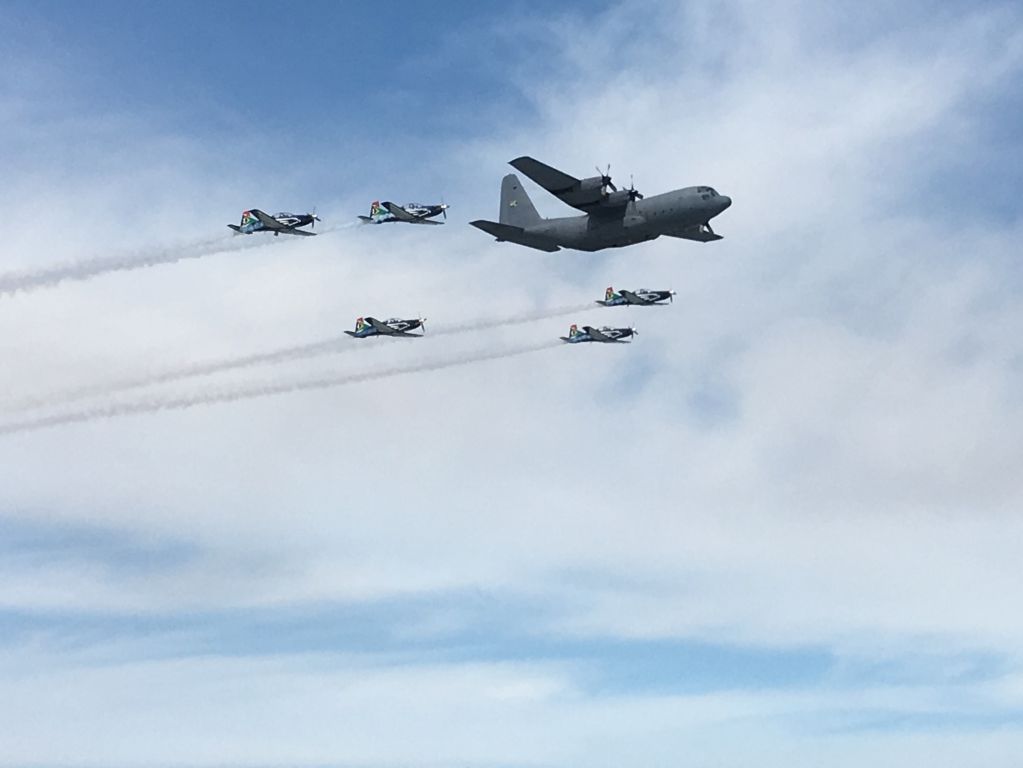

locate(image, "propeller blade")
(596, 164), (616, 194)
(621, 174), (642, 202)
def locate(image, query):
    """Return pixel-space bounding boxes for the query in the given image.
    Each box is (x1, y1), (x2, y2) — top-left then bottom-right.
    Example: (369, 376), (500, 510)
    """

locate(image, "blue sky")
(2, 1), (1023, 766)
(4, 0), (608, 186)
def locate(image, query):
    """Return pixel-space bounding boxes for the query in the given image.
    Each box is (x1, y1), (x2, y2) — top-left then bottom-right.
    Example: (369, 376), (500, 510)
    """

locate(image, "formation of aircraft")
(229, 157), (727, 349)
(359, 201), (449, 225)
(228, 209), (319, 236)
(560, 324), (637, 344)
(470, 156), (731, 252)
(344, 316), (427, 338)
(597, 286), (676, 306)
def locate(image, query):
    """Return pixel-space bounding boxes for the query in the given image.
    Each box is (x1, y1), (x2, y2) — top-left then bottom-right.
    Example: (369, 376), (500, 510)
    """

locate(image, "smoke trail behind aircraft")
(3, 303), (594, 413)
(0, 340), (563, 436)
(0, 221), (359, 298)
(430, 303), (595, 337)
(0, 235), (250, 297)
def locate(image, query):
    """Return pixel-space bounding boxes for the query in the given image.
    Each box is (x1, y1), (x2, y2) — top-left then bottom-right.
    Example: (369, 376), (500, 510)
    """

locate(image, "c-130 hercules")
(471, 157), (731, 252)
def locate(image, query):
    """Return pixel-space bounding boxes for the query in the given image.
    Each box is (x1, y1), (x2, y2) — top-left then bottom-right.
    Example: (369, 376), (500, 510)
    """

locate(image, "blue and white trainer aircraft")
(228, 209), (319, 236)
(359, 200), (448, 225)
(560, 323), (636, 344)
(596, 286), (676, 306)
(345, 316), (427, 338)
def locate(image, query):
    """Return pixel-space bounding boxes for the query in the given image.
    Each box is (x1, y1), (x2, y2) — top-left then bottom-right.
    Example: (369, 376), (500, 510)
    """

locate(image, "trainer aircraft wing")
(382, 202), (419, 222)
(582, 326), (615, 343)
(618, 290), (651, 305)
(367, 317), (399, 335)
(383, 202), (443, 225)
(509, 157), (579, 197)
(252, 209), (286, 230)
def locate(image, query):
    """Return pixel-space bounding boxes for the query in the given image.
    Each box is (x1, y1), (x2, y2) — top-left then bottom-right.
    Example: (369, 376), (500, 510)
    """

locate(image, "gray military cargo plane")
(470, 157), (731, 252)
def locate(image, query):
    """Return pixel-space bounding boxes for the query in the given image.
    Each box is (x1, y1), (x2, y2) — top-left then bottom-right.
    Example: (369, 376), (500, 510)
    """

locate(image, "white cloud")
(2, 0), (1023, 763)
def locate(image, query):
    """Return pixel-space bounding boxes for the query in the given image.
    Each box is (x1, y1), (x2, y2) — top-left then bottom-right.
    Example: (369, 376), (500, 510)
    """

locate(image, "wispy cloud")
(1, 0), (1023, 765)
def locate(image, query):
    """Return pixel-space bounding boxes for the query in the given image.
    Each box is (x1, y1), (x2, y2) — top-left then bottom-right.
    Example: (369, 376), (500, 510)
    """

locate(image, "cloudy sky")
(1, 1), (1023, 765)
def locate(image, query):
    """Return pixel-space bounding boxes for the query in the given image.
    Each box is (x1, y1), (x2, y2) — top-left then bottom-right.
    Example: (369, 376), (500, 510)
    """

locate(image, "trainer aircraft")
(471, 157), (731, 252)
(228, 209), (319, 236)
(560, 324), (637, 343)
(359, 201), (448, 225)
(345, 316), (426, 338)
(597, 286), (676, 306)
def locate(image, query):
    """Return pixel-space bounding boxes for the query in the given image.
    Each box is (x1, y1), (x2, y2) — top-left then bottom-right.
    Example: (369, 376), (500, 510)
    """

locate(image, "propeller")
(310, 207), (321, 229)
(631, 326), (639, 337)
(440, 198), (448, 220)
(419, 315), (427, 334)
(596, 164), (617, 194)
(625, 175), (644, 202)
(669, 291), (676, 304)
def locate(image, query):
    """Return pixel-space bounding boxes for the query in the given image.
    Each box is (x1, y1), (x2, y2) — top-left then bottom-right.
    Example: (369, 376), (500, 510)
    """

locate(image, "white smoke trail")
(3, 302), (595, 413)
(0, 235), (249, 296)
(1, 336), (357, 413)
(430, 302), (595, 337)
(0, 340), (563, 436)
(0, 220), (360, 297)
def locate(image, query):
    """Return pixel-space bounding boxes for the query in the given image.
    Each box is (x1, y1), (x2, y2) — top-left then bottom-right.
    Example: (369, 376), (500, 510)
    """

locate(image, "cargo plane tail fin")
(500, 174), (541, 228)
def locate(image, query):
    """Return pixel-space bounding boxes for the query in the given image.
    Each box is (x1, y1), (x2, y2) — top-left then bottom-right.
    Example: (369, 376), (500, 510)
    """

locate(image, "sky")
(1, 1), (1023, 765)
